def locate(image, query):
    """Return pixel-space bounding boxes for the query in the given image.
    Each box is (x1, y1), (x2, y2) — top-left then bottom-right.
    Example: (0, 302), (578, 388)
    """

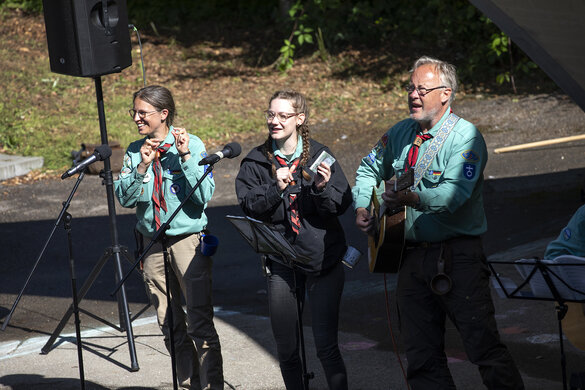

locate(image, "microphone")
(61, 144), (112, 179)
(198, 142), (242, 166)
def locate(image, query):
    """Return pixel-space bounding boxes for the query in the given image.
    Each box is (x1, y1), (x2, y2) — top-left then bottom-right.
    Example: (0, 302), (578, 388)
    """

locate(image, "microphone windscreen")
(226, 142), (242, 158)
(95, 144), (113, 160)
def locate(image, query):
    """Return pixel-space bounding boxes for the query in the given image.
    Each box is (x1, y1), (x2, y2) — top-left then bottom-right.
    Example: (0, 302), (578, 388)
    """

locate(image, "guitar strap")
(410, 113), (460, 191)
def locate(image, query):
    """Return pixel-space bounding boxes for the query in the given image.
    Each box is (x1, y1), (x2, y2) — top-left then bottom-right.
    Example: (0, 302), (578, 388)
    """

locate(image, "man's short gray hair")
(411, 56), (458, 104)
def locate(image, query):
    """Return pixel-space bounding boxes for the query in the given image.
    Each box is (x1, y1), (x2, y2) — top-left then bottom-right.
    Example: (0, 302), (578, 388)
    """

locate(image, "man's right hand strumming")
(355, 207), (374, 235)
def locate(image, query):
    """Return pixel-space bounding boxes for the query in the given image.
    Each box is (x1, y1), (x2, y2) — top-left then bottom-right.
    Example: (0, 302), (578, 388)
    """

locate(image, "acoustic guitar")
(368, 169), (414, 273)
(563, 302), (585, 351)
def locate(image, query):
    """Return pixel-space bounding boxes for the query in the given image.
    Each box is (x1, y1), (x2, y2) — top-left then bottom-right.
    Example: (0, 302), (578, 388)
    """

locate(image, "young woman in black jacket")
(235, 90), (352, 390)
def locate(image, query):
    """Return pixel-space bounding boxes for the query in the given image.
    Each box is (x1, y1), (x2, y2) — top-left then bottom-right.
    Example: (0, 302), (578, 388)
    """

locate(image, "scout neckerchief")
(405, 133), (433, 171)
(274, 154), (301, 234)
(152, 141), (173, 230)
(410, 112), (460, 190)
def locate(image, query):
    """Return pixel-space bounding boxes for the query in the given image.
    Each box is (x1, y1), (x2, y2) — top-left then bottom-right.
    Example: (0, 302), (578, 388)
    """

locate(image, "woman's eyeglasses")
(129, 109), (160, 119)
(264, 110), (298, 122)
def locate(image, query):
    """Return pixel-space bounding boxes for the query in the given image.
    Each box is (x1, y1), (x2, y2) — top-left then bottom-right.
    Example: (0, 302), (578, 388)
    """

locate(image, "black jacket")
(235, 139), (352, 274)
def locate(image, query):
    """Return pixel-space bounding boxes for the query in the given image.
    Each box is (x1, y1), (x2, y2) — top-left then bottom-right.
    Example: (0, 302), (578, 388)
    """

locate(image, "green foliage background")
(0, 0), (557, 172)
(0, 0), (543, 84)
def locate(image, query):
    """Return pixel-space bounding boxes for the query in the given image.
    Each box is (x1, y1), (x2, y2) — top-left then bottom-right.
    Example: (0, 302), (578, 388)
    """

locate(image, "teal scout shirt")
(352, 109), (488, 242)
(114, 126), (215, 238)
(544, 204), (585, 259)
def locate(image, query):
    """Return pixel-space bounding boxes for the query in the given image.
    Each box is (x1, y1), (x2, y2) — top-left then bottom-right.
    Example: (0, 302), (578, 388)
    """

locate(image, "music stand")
(488, 256), (585, 390)
(226, 215), (314, 390)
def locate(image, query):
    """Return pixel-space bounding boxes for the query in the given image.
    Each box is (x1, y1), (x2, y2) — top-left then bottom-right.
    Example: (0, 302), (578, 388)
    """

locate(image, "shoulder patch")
(463, 163), (476, 180)
(461, 150), (480, 162)
(123, 154), (132, 168)
(372, 134), (388, 158)
(120, 167), (132, 177)
(562, 227), (572, 241)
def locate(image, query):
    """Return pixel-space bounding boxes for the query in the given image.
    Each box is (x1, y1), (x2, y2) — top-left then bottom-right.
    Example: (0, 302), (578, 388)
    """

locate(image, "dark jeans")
(267, 259), (348, 390)
(396, 237), (525, 390)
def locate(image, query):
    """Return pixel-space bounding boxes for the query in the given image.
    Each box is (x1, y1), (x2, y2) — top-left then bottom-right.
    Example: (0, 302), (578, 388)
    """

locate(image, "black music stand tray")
(488, 255), (585, 390)
(226, 215), (314, 390)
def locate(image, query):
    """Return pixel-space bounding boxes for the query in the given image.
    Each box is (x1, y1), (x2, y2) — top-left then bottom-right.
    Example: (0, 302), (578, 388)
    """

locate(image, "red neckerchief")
(275, 155), (301, 234)
(152, 142), (172, 230)
(405, 133), (432, 171)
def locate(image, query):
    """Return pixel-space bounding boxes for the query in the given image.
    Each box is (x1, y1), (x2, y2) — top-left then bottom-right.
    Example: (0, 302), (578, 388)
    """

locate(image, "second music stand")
(226, 215), (314, 390)
(489, 255), (585, 390)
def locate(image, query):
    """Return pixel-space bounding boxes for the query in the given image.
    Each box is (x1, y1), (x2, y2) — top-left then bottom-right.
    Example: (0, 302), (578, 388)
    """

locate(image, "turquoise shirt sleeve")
(416, 119), (488, 214)
(114, 138), (147, 209)
(544, 205), (585, 259)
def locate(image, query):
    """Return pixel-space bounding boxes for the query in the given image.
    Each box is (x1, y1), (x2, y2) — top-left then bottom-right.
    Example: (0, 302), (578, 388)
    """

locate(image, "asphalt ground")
(1, 96), (585, 389)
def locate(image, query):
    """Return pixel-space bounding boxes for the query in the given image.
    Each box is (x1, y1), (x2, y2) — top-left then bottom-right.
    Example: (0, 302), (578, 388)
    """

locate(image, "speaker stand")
(41, 77), (139, 371)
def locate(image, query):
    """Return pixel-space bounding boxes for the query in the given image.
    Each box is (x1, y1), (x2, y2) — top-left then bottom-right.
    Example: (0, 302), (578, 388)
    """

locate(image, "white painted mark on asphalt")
(0, 307), (261, 361)
(527, 333), (560, 344)
(0, 316), (158, 361)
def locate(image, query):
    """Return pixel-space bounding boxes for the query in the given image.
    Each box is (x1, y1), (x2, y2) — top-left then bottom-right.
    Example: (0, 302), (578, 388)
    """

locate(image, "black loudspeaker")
(42, 0), (132, 77)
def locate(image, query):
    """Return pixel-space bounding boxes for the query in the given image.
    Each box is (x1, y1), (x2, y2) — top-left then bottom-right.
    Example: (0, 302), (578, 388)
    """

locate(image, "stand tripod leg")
(42, 248), (112, 354)
(64, 212), (86, 390)
(293, 271), (313, 390)
(162, 235), (179, 390)
(111, 246), (139, 371)
(557, 304), (569, 390)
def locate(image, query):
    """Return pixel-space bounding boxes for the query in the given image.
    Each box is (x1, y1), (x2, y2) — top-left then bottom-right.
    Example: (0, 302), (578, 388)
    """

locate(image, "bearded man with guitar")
(352, 56), (524, 390)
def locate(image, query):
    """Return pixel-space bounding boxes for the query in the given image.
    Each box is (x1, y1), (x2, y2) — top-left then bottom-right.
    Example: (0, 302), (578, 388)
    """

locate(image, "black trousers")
(266, 260), (348, 390)
(396, 236), (525, 390)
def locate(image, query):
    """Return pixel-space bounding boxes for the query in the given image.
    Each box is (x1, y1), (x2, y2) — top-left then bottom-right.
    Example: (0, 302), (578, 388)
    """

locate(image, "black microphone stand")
(1, 170), (88, 389)
(226, 216), (315, 390)
(113, 162), (216, 390)
(62, 175), (88, 390)
(293, 270), (314, 390)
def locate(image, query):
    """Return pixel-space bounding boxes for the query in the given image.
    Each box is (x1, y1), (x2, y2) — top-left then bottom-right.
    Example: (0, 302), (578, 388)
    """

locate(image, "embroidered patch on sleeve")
(365, 152), (377, 166)
(461, 150), (480, 162)
(562, 227), (572, 241)
(463, 163), (476, 180)
(365, 134), (389, 166)
(120, 155), (132, 177)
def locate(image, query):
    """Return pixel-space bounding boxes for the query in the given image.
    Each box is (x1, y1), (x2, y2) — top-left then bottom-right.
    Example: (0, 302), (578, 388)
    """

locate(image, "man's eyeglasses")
(405, 85), (447, 97)
(264, 110), (298, 122)
(129, 109), (160, 119)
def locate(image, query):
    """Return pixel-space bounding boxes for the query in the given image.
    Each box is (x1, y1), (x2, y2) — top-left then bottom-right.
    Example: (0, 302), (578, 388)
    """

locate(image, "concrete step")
(0, 153), (44, 181)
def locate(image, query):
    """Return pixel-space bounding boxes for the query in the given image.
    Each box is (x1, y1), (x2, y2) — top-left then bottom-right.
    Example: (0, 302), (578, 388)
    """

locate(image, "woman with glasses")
(235, 90), (352, 390)
(114, 85), (224, 390)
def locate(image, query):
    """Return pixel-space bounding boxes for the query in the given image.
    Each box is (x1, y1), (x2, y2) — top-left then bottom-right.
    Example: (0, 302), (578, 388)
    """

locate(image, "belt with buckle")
(406, 235), (479, 249)
(405, 241), (440, 249)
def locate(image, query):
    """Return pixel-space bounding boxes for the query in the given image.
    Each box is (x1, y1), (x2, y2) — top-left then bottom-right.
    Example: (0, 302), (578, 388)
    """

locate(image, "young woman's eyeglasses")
(128, 109), (160, 119)
(264, 110), (298, 122)
(404, 85), (446, 97)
